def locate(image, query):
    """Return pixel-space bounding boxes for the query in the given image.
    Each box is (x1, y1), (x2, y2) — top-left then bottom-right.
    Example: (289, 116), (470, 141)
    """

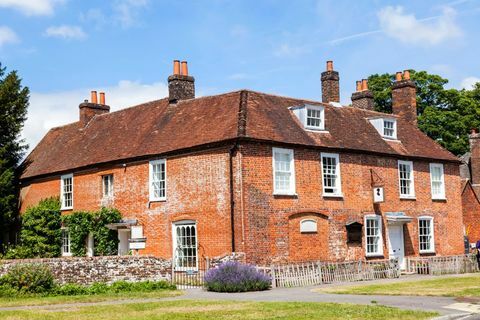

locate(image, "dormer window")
(368, 117), (397, 140)
(290, 105), (325, 131)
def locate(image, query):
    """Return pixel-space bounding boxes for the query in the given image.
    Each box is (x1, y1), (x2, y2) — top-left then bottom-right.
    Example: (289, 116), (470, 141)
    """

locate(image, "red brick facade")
(462, 182), (480, 245)
(20, 141), (465, 265)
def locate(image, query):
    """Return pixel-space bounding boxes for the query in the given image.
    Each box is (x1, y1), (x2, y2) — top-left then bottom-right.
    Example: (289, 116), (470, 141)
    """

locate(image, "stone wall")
(0, 256), (171, 285)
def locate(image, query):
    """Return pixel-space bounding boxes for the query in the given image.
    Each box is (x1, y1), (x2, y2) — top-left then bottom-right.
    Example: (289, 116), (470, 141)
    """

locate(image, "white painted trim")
(320, 152), (342, 197)
(382, 118), (397, 139)
(61, 227), (72, 257)
(303, 105), (325, 131)
(398, 160), (415, 199)
(60, 173), (73, 210)
(149, 159), (167, 201)
(272, 147), (296, 195)
(172, 221), (198, 271)
(429, 163), (446, 200)
(418, 216), (435, 253)
(364, 215), (384, 257)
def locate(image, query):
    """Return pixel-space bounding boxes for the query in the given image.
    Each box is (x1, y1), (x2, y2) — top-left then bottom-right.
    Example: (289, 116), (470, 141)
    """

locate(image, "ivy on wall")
(62, 208), (121, 257)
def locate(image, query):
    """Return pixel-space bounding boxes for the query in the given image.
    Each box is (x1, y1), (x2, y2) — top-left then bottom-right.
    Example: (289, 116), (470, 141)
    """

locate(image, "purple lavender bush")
(204, 261), (271, 292)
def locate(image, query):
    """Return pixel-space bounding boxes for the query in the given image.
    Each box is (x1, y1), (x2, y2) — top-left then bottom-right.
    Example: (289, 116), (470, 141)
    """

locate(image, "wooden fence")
(269, 259), (400, 288)
(405, 254), (479, 275)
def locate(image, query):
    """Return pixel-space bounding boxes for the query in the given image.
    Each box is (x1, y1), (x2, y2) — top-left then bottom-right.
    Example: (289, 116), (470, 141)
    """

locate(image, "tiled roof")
(21, 90), (459, 180)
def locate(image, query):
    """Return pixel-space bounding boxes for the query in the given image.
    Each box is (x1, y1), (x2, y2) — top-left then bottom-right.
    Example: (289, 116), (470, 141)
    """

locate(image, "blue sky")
(0, 0), (479, 151)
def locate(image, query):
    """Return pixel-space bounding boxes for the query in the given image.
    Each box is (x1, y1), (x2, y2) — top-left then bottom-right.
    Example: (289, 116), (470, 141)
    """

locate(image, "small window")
(149, 159), (166, 201)
(102, 174), (114, 198)
(61, 228), (71, 257)
(418, 217), (435, 253)
(398, 160), (415, 198)
(300, 219), (317, 233)
(346, 222), (362, 244)
(430, 163), (445, 199)
(383, 119), (396, 138)
(60, 174), (73, 210)
(305, 106), (324, 130)
(273, 147), (296, 195)
(321, 153), (342, 197)
(365, 215), (383, 256)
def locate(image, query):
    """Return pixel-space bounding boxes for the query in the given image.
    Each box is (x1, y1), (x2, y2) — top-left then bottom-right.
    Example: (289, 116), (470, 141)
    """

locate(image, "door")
(173, 222), (198, 271)
(118, 229), (130, 255)
(388, 224), (405, 269)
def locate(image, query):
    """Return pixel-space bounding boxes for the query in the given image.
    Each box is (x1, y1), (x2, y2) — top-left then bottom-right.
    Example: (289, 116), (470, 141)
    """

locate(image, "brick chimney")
(469, 128), (480, 186)
(321, 60), (340, 103)
(79, 91), (110, 125)
(392, 70), (417, 125)
(168, 60), (195, 103)
(351, 79), (374, 110)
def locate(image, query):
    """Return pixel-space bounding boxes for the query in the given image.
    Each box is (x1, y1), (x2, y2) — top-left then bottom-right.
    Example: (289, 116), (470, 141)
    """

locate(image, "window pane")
(366, 217), (381, 255)
(151, 161), (166, 199)
(274, 150), (293, 193)
(322, 155), (338, 194)
(306, 108), (322, 128)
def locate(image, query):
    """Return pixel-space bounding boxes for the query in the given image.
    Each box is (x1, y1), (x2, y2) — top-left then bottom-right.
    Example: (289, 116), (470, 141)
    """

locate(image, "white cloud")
(377, 6), (462, 46)
(460, 77), (480, 89)
(0, 26), (18, 47)
(79, 8), (107, 29)
(113, 0), (149, 28)
(0, 0), (63, 16)
(274, 43), (307, 57)
(23, 80), (168, 152)
(44, 25), (87, 40)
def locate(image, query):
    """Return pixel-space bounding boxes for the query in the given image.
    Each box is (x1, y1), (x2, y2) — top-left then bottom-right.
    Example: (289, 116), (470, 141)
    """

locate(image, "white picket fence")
(405, 254), (479, 275)
(269, 259), (400, 288)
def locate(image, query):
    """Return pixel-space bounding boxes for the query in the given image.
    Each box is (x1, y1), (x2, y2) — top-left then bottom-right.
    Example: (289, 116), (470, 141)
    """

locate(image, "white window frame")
(60, 174), (73, 210)
(149, 159), (167, 201)
(272, 147), (296, 195)
(321, 152), (342, 197)
(418, 216), (435, 253)
(102, 174), (114, 199)
(304, 105), (325, 131)
(364, 215), (384, 257)
(429, 163), (446, 200)
(61, 228), (72, 257)
(398, 160), (415, 199)
(382, 119), (397, 139)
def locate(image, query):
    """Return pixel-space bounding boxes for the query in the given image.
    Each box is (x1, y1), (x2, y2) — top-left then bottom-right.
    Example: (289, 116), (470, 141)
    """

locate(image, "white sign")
(131, 226), (143, 239)
(373, 187), (384, 203)
(129, 242), (146, 250)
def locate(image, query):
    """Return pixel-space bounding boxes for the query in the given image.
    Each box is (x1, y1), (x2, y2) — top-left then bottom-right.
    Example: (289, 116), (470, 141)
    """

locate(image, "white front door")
(388, 224), (405, 269)
(118, 229), (130, 255)
(173, 222), (198, 271)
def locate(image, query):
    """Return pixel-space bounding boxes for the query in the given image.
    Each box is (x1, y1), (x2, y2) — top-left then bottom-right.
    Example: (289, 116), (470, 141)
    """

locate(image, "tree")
(0, 63), (29, 245)
(367, 70), (480, 156)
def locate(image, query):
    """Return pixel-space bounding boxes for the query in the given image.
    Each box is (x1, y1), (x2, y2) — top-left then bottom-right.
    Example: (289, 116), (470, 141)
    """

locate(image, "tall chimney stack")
(79, 90), (110, 125)
(469, 128), (480, 187)
(351, 78), (374, 110)
(168, 60), (195, 103)
(392, 70), (417, 125)
(321, 60), (340, 103)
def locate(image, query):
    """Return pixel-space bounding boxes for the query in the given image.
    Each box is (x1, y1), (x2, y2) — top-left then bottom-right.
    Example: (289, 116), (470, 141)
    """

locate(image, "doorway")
(172, 221), (198, 271)
(388, 224), (405, 269)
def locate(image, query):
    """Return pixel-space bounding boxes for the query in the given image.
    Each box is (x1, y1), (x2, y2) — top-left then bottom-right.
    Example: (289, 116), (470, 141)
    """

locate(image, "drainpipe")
(229, 143), (238, 253)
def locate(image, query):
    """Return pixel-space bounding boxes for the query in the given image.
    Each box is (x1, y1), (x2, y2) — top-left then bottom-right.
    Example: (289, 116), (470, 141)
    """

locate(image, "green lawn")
(0, 290), (182, 308)
(314, 274), (480, 297)
(0, 300), (438, 320)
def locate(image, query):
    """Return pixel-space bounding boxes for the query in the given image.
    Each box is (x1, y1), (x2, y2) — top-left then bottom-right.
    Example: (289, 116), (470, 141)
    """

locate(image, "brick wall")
(238, 142), (464, 265)
(0, 256), (171, 285)
(462, 182), (480, 245)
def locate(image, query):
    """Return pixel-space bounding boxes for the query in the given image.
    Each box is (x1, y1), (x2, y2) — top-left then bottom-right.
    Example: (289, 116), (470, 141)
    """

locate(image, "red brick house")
(19, 60), (465, 269)
(460, 130), (480, 247)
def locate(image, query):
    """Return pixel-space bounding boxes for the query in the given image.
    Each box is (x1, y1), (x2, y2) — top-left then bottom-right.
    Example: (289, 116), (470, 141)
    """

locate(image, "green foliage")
(0, 264), (54, 293)
(4, 198), (62, 258)
(0, 63), (29, 242)
(62, 207), (121, 256)
(368, 70), (480, 155)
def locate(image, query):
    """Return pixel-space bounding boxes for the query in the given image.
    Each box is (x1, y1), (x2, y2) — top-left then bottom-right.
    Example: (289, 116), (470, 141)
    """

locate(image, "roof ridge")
(237, 90), (248, 137)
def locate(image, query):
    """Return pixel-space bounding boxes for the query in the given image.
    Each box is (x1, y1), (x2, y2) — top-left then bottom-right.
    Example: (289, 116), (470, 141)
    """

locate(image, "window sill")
(273, 192), (298, 197)
(432, 197), (446, 201)
(149, 198), (166, 203)
(61, 207), (73, 211)
(419, 250), (435, 255)
(304, 127), (328, 133)
(365, 253), (384, 258)
(61, 253), (72, 257)
(399, 196), (416, 200)
(323, 193), (344, 198)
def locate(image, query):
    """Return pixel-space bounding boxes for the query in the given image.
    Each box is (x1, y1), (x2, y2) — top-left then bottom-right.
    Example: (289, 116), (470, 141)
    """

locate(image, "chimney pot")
(173, 60), (180, 75)
(91, 91), (98, 104)
(326, 60), (333, 71)
(403, 70), (411, 80)
(181, 61), (188, 76)
(361, 79), (368, 91)
(356, 80), (362, 92)
(99, 92), (105, 105)
(395, 72), (403, 81)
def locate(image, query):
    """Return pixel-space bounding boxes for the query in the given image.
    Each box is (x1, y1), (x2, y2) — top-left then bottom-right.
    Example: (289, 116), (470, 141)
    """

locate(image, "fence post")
(270, 265), (276, 288)
(170, 258), (175, 285)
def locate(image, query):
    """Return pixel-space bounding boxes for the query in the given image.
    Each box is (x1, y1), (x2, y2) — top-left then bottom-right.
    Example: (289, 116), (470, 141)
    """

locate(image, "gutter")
(228, 143), (238, 252)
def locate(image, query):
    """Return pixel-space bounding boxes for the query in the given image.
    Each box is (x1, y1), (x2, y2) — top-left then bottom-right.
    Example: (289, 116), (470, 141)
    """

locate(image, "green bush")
(6, 198), (62, 258)
(0, 264), (54, 293)
(62, 211), (93, 257)
(87, 282), (109, 294)
(92, 208), (121, 256)
(54, 283), (88, 296)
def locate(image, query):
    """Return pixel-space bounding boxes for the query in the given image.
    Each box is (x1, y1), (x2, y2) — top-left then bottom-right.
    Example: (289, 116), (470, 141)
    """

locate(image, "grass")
(314, 274), (480, 297)
(0, 300), (438, 320)
(0, 290), (182, 308)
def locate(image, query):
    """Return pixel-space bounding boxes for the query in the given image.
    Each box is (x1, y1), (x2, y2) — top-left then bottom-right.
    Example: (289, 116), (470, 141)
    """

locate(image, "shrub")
(87, 282), (108, 294)
(204, 261), (271, 292)
(54, 283), (88, 296)
(0, 264), (54, 293)
(92, 207), (121, 256)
